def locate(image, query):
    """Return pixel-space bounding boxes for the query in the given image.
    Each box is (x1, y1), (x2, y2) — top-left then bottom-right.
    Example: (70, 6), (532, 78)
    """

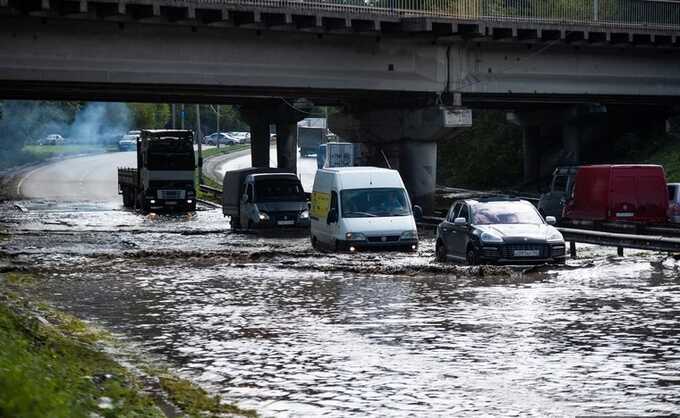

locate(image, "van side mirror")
(327, 208), (338, 224)
(241, 193), (249, 204)
(412, 205), (423, 221)
(545, 216), (557, 225)
(454, 217), (467, 226)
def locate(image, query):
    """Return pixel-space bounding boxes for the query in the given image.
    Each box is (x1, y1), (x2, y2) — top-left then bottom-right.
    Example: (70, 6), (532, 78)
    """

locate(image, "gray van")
(222, 168), (310, 230)
(537, 166), (579, 221)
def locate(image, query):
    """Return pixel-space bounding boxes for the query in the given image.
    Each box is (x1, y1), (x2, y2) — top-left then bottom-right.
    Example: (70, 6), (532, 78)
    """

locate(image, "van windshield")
(255, 179), (305, 202)
(341, 188), (410, 218)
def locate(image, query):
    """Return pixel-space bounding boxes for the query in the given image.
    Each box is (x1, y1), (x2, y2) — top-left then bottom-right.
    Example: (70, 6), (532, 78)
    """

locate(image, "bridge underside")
(1, 15), (680, 107)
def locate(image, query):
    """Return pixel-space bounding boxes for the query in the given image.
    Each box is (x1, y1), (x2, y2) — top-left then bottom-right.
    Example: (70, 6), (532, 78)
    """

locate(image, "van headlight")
(298, 210), (309, 219)
(258, 212), (269, 221)
(400, 230), (418, 240)
(480, 231), (503, 243)
(345, 232), (366, 241)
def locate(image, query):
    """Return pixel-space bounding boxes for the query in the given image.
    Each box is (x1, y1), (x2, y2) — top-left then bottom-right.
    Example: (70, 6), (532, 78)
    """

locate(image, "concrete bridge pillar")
(522, 126), (541, 185)
(329, 106), (462, 215)
(240, 106), (272, 168)
(399, 141), (438, 215)
(276, 122), (298, 174)
(240, 100), (306, 170)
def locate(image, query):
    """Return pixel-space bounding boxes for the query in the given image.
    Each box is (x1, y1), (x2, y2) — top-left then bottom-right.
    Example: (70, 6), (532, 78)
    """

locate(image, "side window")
(448, 203), (461, 221)
(330, 191), (338, 213)
(553, 176), (568, 192)
(459, 204), (469, 222)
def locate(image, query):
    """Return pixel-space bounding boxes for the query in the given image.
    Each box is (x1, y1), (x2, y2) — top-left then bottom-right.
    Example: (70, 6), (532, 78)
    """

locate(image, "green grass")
(0, 300), (164, 418)
(200, 144), (249, 160)
(646, 138), (680, 182)
(23, 144), (118, 159)
(0, 275), (257, 418)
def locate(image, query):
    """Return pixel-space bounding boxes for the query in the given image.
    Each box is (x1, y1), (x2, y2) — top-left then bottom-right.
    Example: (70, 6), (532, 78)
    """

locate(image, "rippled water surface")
(2, 200), (680, 417)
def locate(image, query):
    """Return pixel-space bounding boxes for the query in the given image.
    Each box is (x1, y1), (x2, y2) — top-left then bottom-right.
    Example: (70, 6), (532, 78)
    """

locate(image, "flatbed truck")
(118, 130), (197, 212)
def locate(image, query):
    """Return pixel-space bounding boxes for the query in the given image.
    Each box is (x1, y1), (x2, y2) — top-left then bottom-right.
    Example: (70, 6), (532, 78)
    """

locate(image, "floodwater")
(1, 200), (680, 417)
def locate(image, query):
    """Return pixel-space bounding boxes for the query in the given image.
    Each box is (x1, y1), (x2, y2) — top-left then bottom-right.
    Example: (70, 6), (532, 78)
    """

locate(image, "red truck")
(563, 165), (668, 224)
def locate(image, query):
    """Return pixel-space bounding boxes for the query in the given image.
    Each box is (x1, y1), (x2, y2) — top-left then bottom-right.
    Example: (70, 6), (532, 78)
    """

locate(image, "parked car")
(668, 183), (680, 223)
(435, 198), (566, 265)
(204, 132), (242, 146)
(310, 166), (421, 252)
(39, 134), (65, 145)
(118, 134), (138, 151)
(538, 166), (579, 222)
(563, 164), (668, 224)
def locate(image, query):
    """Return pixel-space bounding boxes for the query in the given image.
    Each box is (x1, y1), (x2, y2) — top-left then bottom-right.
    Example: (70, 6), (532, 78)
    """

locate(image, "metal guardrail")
(558, 227), (680, 255)
(185, 0), (680, 31)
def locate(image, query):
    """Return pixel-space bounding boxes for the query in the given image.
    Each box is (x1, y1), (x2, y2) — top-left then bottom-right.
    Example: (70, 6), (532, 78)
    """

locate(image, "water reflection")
(1, 201), (679, 416)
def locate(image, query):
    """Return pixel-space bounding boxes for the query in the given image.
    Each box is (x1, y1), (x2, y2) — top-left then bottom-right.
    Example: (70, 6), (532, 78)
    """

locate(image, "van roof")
(318, 166), (396, 175)
(580, 164), (663, 169)
(317, 166), (404, 189)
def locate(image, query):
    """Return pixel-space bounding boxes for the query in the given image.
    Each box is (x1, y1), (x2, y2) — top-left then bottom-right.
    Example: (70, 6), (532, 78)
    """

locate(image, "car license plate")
(277, 220), (294, 225)
(514, 250), (539, 257)
(165, 201), (177, 205)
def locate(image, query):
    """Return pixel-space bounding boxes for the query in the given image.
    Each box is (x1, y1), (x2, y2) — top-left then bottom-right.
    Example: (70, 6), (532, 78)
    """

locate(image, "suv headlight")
(345, 232), (367, 241)
(480, 231), (503, 243)
(299, 210), (309, 219)
(400, 230), (418, 240)
(258, 212), (269, 221)
(547, 230), (564, 242)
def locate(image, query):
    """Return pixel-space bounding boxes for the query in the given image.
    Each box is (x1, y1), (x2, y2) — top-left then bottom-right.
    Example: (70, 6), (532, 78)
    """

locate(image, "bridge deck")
(2, 0), (679, 44)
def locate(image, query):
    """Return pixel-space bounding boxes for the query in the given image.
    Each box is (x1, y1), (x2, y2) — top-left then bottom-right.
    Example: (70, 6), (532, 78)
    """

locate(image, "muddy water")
(2, 200), (680, 417)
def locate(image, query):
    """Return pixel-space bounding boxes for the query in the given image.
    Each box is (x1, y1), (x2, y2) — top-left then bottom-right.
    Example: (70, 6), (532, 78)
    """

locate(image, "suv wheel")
(466, 247), (479, 266)
(435, 241), (447, 261)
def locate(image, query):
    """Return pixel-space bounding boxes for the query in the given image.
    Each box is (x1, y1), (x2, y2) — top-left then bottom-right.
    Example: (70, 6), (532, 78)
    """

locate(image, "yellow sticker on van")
(311, 191), (330, 219)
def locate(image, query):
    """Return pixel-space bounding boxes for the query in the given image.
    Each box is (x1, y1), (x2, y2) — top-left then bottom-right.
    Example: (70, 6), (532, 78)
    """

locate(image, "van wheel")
(435, 241), (447, 262)
(466, 247), (479, 266)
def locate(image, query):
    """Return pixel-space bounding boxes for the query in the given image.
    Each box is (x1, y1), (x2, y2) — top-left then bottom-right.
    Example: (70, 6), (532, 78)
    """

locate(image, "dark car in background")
(435, 198), (566, 265)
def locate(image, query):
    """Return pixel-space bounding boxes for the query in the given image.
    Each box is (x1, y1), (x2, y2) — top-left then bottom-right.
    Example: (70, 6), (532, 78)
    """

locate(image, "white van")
(310, 167), (421, 252)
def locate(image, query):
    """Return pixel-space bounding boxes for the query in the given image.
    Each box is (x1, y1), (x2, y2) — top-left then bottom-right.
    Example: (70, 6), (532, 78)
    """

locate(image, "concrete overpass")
(2, 0), (680, 212)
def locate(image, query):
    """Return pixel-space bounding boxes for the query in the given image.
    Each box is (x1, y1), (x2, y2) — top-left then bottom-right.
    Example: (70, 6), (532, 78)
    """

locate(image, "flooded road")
(2, 199), (679, 417)
(1, 153), (680, 417)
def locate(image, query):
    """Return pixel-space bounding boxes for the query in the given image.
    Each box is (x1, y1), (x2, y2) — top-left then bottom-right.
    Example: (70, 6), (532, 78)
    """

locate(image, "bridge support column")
(276, 122), (298, 174)
(329, 106), (463, 215)
(522, 126), (541, 185)
(400, 141), (437, 215)
(240, 106), (272, 168)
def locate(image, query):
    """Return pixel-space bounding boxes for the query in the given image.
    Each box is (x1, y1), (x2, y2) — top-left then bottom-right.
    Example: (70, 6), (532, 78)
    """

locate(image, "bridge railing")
(191, 0), (680, 31)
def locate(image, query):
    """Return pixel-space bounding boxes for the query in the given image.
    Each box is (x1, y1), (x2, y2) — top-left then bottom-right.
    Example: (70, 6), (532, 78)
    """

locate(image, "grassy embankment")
(0, 272), (257, 418)
(1, 145), (118, 171)
(196, 144), (249, 203)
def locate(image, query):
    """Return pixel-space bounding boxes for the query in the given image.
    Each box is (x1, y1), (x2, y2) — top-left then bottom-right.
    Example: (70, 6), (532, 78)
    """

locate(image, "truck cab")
(118, 130), (196, 212)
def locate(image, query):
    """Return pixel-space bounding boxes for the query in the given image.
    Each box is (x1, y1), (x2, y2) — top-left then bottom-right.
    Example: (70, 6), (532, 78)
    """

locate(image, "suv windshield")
(472, 202), (543, 225)
(255, 179), (305, 202)
(341, 188), (410, 218)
